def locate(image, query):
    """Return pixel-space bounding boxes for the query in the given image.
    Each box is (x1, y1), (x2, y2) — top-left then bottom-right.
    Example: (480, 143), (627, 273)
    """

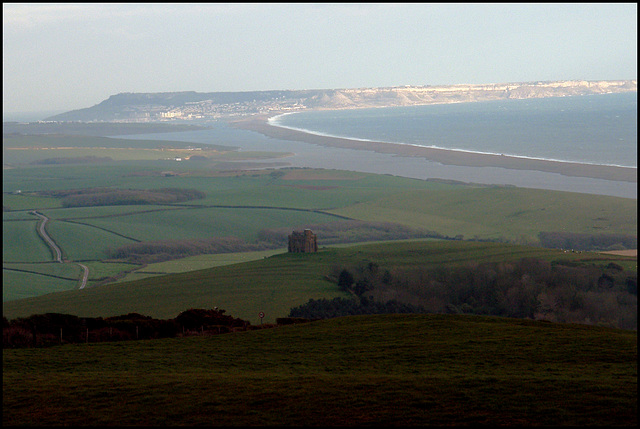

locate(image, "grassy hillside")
(3, 314), (636, 426)
(330, 186), (637, 242)
(3, 240), (635, 325)
(2, 269), (78, 301)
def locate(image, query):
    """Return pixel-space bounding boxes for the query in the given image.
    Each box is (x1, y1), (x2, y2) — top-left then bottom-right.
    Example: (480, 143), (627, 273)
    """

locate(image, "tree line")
(107, 218), (637, 267)
(289, 257), (637, 330)
(38, 187), (205, 207)
(3, 308), (253, 348)
(108, 220), (446, 263)
(31, 155), (114, 165)
(258, 220), (445, 246)
(538, 231), (637, 252)
(107, 236), (275, 264)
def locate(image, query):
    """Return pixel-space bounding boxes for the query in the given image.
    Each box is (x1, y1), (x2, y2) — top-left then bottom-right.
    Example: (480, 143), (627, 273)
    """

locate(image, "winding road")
(32, 211), (63, 263)
(31, 211), (89, 289)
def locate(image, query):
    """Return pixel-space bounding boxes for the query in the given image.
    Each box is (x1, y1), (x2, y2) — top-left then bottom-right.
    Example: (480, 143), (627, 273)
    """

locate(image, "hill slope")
(3, 240), (636, 328)
(3, 313), (636, 426)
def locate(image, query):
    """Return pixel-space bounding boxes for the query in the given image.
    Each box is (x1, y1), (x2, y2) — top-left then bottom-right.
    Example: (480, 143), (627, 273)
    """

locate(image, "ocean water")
(270, 92), (637, 168)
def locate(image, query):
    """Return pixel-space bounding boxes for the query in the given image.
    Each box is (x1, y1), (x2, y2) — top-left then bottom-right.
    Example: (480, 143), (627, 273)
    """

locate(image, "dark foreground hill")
(3, 313), (636, 426)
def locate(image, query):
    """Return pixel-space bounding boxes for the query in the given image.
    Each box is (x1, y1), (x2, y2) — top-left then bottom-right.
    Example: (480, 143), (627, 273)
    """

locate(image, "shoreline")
(230, 113), (637, 184)
(266, 114), (636, 170)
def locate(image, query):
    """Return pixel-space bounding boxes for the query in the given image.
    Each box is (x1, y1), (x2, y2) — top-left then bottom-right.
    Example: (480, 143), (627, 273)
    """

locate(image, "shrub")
(3, 308), (248, 348)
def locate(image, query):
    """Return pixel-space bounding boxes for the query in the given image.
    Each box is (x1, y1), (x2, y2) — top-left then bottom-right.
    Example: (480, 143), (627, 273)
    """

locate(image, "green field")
(330, 186), (638, 241)
(3, 219), (52, 262)
(70, 206), (342, 242)
(3, 314), (636, 426)
(1, 193), (62, 210)
(3, 134), (636, 319)
(3, 269), (79, 301)
(45, 219), (138, 260)
(3, 247), (347, 323)
(38, 203), (183, 219)
(116, 249), (286, 283)
(3, 240), (635, 325)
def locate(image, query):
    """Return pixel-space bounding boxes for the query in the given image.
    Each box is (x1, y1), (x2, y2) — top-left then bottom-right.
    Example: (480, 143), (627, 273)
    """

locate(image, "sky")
(3, 3), (637, 116)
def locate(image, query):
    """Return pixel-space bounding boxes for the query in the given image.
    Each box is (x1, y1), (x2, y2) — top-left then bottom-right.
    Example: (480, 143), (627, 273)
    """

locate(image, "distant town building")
(288, 229), (318, 253)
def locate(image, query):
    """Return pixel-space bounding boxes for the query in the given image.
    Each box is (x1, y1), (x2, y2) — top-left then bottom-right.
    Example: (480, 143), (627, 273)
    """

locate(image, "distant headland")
(42, 79), (636, 123)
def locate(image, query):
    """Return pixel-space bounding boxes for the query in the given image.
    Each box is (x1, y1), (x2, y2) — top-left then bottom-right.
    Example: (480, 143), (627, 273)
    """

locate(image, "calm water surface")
(271, 92), (637, 168)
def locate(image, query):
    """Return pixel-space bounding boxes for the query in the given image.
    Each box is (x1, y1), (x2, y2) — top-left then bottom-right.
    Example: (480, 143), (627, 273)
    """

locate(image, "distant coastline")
(230, 112), (637, 184)
(41, 79), (636, 122)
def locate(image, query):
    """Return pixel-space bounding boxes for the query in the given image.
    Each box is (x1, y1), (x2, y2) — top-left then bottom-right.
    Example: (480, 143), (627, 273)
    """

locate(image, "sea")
(119, 92), (637, 198)
(270, 92), (637, 169)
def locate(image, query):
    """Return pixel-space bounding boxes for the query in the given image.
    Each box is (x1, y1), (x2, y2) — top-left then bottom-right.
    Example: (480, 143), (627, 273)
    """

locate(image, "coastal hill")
(45, 79), (636, 122)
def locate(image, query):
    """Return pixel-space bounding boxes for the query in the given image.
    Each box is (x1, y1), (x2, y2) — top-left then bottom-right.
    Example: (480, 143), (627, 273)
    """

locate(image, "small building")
(288, 229), (318, 253)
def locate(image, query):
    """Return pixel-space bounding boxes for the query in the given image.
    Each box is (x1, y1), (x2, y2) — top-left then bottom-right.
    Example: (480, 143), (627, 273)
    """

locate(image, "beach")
(231, 114), (637, 184)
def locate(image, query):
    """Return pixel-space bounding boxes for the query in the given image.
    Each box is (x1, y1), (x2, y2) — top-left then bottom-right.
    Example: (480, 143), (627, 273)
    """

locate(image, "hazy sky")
(3, 3), (637, 114)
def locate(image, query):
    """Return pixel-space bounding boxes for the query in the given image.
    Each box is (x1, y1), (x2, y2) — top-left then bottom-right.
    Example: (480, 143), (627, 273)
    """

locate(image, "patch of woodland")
(108, 220), (446, 263)
(107, 236), (276, 264)
(538, 231), (637, 252)
(290, 258), (637, 330)
(3, 308), (253, 348)
(258, 220), (446, 246)
(37, 187), (205, 207)
(30, 156), (113, 165)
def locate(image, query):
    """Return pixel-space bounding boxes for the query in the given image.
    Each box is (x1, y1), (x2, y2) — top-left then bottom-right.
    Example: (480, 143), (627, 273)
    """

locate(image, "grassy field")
(2, 219), (53, 263)
(3, 260), (138, 300)
(3, 313), (636, 426)
(67, 206), (342, 242)
(2, 247), (347, 323)
(3, 269), (79, 301)
(39, 203), (183, 219)
(46, 220), (138, 260)
(3, 134), (637, 307)
(3, 240), (635, 324)
(1, 193), (62, 210)
(116, 248), (286, 283)
(330, 186), (638, 241)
